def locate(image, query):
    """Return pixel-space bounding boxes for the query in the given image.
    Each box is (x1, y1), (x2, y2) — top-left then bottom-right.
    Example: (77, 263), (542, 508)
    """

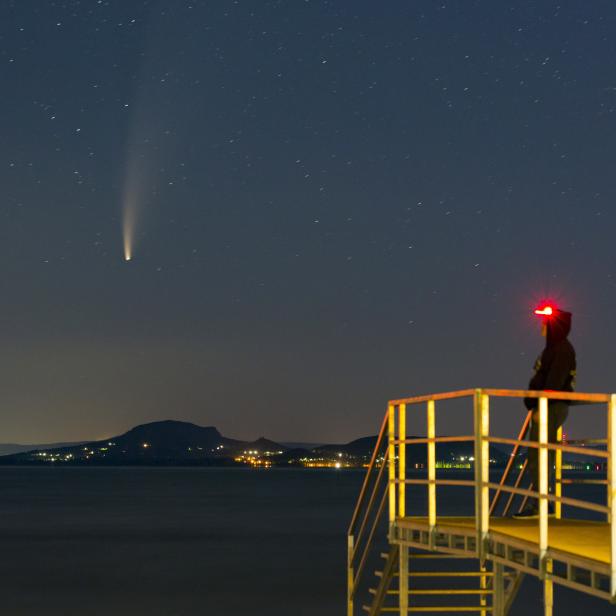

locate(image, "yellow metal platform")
(396, 517), (610, 565)
(397, 516), (611, 565)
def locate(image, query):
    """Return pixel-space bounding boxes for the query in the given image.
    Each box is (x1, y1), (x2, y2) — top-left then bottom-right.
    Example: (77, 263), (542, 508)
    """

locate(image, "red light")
(534, 306), (554, 316)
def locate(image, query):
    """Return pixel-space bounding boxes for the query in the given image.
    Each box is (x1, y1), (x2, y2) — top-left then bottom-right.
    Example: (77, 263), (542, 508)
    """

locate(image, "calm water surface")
(0, 467), (613, 615)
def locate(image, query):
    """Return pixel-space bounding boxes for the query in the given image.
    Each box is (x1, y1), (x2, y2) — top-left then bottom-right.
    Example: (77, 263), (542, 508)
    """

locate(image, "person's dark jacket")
(524, 309), (576, 410)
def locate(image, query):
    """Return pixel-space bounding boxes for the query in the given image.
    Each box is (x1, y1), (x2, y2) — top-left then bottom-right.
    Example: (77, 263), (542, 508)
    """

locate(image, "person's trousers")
(527, 401), (569, 506)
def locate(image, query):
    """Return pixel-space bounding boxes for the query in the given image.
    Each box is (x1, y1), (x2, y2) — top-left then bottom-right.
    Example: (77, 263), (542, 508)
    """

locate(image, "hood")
(546, 309), (572, 347)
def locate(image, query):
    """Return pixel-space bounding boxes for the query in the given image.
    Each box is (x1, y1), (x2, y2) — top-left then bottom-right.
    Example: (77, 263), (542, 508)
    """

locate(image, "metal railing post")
(427, 399), (436, 548)
(608, 394), (616, 601)
(474, 389), (489, 560)
(555, 426), (563, 520)
(347, 534), (354, 616)
(397, 405), (408, 616)
(399, 404), (406, 519)
(388, 404), (396, 526)
(493, 562), (505, 616)
(538, 396), (549, 569)
(399, 544), (408, 616)
(544, 558), (554, 616)
(480, 562), (488, 616)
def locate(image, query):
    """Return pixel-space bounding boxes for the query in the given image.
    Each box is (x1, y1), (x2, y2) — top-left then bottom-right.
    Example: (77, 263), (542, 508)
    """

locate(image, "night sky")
(2, 1), (616, 444)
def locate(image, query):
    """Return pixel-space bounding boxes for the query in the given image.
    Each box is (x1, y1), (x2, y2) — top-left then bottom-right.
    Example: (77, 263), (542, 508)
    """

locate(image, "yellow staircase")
(364, 550), (525, 615)
(347, 388), (616, 616)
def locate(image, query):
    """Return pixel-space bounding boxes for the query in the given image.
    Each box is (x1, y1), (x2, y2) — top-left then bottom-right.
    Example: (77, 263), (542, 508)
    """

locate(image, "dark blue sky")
(1, 1), (616, 443)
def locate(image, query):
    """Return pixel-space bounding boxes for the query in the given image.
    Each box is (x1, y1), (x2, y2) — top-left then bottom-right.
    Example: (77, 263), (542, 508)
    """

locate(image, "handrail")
(394, 435), (475, 445)
(485, 482), (610, 515)
(347, 407), (390, 616)
(390, 435), (608, 458)
(351, 447), (389, 562)
(400, 478), (478, 488)
(389, 388), (611, 407)
(389, 389), (476, 405)
(352, 486), (389, 592)
(490, 410), (532, 515)
(482, 389), (610, 403)
(488, 436), (609, 459)
(348, 410), (388, 535)
(502, 459), (528, 517)
(561, 479), (608, 485)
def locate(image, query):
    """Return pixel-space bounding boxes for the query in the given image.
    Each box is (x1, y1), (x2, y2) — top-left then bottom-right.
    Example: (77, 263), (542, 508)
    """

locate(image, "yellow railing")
(347, 387), (616, 616)
(388, 389), (616, 592)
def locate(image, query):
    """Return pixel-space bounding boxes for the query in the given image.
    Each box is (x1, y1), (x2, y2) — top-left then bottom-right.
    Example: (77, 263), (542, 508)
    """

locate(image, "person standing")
(514, 305), (576, 519)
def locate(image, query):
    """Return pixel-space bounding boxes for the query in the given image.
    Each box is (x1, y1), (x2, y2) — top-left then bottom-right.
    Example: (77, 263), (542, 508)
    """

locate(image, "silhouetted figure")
(514, 306), (576, 519)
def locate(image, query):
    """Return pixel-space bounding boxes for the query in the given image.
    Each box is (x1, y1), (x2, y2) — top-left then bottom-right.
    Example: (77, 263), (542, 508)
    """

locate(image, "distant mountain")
(316, 436), (377, 457)
(115, 420), (230, 453)
(243, 437), (285, 453)
(280, 442), (326, 450)
(0, 421), (288, 465)
(0, 442), (86, 456)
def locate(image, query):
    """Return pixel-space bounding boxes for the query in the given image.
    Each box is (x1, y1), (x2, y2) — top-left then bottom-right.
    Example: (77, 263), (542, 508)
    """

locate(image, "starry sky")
(2, 0), (616, 444)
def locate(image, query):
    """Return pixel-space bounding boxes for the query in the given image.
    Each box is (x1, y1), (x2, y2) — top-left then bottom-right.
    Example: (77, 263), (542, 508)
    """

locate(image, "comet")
(120, 21), (169, 262)
(121, 149), (146, 263)
(122, 196), (135, 262)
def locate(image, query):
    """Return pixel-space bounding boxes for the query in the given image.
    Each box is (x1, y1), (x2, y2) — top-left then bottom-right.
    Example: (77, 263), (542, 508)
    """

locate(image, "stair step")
(410, 571), (494, 577)
(371, 608), (492, 613)
(376, 570), (493, 577)
(381, 552), (473, 560)
(384, 589), (493, 595)
(409, 608), (492, 613)
(411, 554), (476, 559)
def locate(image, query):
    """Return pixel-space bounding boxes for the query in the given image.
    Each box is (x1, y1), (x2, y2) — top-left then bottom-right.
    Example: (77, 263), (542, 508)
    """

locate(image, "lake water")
(0, 467), (614, 615)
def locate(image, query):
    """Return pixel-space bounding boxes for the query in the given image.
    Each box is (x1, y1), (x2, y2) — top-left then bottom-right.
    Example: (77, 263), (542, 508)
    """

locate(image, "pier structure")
(347, 388), (616, 615)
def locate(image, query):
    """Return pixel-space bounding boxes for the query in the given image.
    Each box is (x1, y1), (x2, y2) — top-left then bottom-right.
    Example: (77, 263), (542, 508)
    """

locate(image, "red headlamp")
(534, 305), (554, 317)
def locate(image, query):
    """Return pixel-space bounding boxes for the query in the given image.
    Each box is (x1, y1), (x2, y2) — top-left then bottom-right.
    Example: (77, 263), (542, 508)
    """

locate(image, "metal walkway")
(347, 388), (616, 615)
